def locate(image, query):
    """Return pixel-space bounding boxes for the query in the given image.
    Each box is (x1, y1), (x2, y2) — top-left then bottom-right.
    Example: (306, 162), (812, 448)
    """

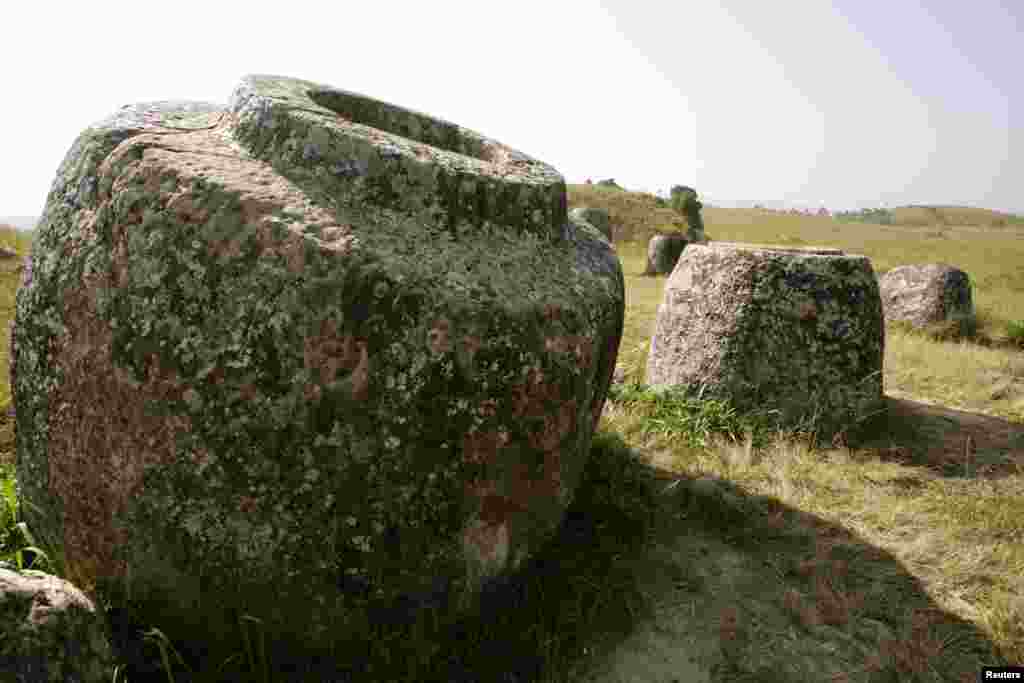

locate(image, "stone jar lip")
(227, 74), (567, 237)
(702, 241), (847, 257)
(881, 262), (967, 277)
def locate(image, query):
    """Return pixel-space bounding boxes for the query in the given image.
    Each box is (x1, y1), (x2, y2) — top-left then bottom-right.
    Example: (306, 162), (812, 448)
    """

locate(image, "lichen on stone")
(646, 242), (883, 438)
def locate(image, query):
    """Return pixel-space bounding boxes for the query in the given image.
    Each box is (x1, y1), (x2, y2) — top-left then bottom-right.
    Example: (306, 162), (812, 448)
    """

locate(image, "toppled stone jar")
(645, 242), (884, 439)
(11, 74), (625, 666)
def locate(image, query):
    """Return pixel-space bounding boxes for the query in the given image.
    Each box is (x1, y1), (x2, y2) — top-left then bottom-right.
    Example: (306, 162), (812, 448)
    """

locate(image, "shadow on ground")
(0, 394), (1017, 682)
(854, 394), (1024, 480)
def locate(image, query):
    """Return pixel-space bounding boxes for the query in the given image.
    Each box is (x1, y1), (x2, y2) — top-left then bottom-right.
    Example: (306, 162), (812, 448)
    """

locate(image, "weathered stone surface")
(11, 74), (625, 666)
(643, 233), (689, 276)
(878, 263), (974, 330)
(569, 206), (612, 242)
(0, 567), (115, 682)
(645, 242), (884, 437)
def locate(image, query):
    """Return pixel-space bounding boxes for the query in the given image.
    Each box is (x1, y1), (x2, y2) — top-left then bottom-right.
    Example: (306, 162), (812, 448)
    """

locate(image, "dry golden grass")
(889, 205), (1023, 228)
(0, 224), (31, 411)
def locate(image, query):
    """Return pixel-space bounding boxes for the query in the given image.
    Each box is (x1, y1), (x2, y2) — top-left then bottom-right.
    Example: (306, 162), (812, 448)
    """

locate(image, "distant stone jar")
(645, 242), (884, 439)
(878, 263), (974, 336)
(11, 74), (625, 669)
(643, 232), (689, 276)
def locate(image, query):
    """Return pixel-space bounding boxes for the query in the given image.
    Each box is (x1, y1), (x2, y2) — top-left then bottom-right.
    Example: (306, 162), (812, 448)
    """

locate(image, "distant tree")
(834, 207), (894, 225)
(669, 185), (705, 239)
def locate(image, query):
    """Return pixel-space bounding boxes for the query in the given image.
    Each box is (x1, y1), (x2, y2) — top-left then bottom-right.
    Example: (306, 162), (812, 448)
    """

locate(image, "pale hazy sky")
(3, 0), (1021, 216)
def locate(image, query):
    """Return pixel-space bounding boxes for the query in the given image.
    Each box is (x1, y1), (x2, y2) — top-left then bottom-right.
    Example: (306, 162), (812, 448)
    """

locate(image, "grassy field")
(1, 191), (1023, 682)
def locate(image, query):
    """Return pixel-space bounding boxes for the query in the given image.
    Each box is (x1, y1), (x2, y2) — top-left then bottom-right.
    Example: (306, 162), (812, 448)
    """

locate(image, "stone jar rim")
(227, 74), (568, 238)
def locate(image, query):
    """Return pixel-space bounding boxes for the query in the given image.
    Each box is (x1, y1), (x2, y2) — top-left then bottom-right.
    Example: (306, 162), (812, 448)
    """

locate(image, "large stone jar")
(11, 74), (625, 666)
(645, 242), (884, 438)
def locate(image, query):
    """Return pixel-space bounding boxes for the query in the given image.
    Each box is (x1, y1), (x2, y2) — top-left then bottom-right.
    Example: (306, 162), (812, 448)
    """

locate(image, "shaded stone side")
(645, 243), (884, 438)
(12, 76), (625, 666)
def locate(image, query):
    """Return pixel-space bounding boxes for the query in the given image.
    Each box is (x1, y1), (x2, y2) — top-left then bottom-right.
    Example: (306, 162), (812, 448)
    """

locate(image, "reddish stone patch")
(544, 334), (594, 369)
(46, 282), (193, 590)
(237, 495), (259, 515)
(460, 369), (581, 537)
(574, 336), (595, 368)
(542, 303), (562, 322)
(461, 396), (570, 530)
(506, 451), (563, 503)
(462, 428), (509, 466)
(528, 400), (577, 453)
(165, 194), (211, 226)
(303, 319), (367, 390)
(463, 517), (509, 567)
(206, 236), (246, 262)
(349, 341), (370, 401)
(511, 367), (561, 419)
(427, 318), (452, 354)
(478, 398), (498, 418)
(463, 477), (497, 501)
(477, 492), (529, 526)
(238, 382), (259, 401)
